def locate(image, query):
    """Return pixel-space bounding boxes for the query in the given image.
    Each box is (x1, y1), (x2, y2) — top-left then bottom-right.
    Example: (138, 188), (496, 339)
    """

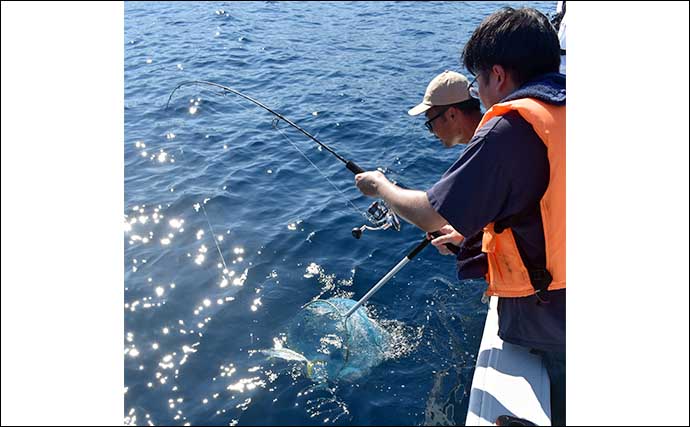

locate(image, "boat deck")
(466, 296), (552, 426)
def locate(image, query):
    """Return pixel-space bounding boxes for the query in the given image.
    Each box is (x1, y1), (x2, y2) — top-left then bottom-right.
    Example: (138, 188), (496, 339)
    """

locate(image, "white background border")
(2, 2), (123, 426)
(1, 2), (688, 425)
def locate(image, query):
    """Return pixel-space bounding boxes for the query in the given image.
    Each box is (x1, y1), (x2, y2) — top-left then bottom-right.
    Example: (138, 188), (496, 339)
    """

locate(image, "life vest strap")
(493, 203), (554, 300)
(529, 268), (553, 291)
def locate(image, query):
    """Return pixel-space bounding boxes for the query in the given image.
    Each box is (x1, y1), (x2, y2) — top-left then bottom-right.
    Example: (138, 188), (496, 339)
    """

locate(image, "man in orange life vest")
(354, 7), (566, 426)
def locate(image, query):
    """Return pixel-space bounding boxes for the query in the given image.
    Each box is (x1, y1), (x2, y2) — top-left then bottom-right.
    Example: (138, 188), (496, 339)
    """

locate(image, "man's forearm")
(377, 181), (448, 232)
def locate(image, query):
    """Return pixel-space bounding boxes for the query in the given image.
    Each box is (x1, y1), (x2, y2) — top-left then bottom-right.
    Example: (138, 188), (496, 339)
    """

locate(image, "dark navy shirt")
(455, 230), (486, 280)
(426, 109), (565, 352)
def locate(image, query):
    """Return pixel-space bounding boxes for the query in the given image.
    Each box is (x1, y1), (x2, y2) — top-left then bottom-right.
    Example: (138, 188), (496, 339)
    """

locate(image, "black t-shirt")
(426, 110), (565, 352)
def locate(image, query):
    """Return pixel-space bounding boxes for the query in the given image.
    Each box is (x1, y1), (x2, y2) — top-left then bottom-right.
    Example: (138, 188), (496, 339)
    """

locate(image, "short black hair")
(451, 97), (480, 113)
(462, 7), (560, 86)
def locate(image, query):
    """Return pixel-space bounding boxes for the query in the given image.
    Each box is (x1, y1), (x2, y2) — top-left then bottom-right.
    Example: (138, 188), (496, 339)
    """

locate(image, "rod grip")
(429, 231), (460, 255)
(407, 236), (432, 259)
(346, 160), (365, 175)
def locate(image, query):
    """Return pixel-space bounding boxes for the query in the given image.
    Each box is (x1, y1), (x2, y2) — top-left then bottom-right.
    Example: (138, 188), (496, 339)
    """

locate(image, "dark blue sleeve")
(426, 111), (549, 237)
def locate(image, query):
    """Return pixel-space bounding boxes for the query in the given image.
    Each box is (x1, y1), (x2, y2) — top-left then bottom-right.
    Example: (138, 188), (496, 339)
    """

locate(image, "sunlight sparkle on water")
(232, 269), (248, 286)
(304, 262), (321, 278)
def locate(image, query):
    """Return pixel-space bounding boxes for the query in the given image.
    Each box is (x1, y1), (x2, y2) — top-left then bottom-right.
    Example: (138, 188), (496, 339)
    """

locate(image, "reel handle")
(429, 231), (460, 255)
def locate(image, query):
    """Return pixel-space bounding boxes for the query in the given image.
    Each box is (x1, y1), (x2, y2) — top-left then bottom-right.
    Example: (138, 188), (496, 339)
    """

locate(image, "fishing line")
(199, 201), (230, 274)
(181, 88), (366, 287)
(215, 88), (368, 221)
(270, 120), (369, 221)
(166, 81), (362, 172)
(167, 81), (397, 237)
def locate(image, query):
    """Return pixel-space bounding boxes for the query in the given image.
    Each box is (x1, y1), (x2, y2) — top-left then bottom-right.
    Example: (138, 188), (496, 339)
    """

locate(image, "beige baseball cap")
(408, 70), (473, 116)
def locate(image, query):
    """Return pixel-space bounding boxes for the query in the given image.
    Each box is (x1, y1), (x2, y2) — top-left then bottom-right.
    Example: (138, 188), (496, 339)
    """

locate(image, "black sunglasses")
(424, 106), (451, 133)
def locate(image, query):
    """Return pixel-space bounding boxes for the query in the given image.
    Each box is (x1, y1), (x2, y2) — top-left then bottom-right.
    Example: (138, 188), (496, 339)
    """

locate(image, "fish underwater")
(260, 298), (393, 382)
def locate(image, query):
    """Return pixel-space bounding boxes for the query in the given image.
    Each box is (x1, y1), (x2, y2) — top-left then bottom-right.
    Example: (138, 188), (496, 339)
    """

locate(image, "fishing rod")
(167, 81), (362, 172)
(167, 81), (460, 318)
(166, 80), (400, 239)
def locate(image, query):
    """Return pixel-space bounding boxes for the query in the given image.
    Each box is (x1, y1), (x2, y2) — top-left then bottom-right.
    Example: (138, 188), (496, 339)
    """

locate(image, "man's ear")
(492, 64), (506, 86)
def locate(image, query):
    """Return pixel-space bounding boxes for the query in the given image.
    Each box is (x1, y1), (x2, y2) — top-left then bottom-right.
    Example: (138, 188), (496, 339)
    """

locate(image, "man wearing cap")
(408, 70), (487, 280)
(408, 70), (483, 148)
(355, 7), (566, 425)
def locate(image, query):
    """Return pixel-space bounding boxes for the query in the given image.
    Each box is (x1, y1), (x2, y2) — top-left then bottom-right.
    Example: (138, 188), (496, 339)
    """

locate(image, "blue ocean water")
(124, 2), (556, 425)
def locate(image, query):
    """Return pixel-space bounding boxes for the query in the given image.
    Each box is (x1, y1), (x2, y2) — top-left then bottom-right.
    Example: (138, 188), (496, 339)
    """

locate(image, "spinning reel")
(351, 200), (401, 239)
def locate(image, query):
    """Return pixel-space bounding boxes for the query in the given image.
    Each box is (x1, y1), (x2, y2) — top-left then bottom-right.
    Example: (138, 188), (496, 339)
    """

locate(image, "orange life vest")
(475, 98), (566, 298)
